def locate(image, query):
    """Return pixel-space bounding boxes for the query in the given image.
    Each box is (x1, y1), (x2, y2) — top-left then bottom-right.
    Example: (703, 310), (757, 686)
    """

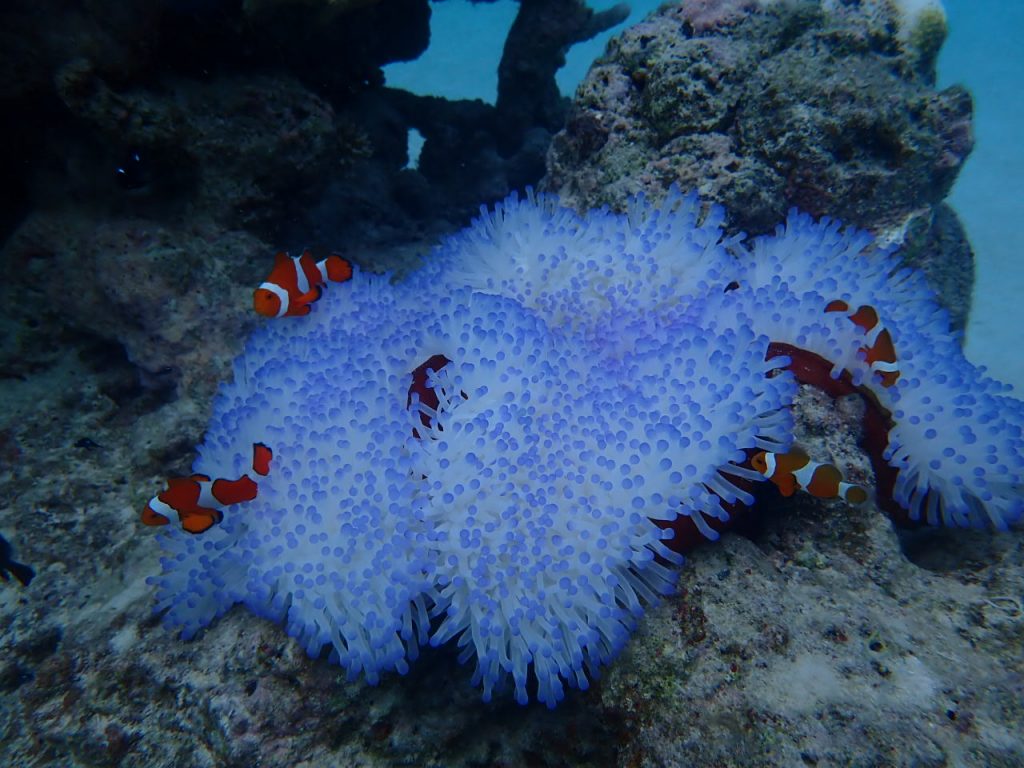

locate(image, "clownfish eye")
(253, 289), (283, 317)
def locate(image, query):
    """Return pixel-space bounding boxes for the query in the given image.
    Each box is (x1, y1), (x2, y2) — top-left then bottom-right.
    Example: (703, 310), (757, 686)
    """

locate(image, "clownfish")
(253, 250), (353, 318)
(825, 300), (900, 387)
(142, 442), (273, 534)
(751, 447), (868, 505)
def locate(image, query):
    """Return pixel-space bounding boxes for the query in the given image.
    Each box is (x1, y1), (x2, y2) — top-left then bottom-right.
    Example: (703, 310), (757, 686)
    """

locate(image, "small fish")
(253, 250), (353, 318)
(825, 300), (900, 387)
(142, 442), (273, 534)
(751, 447), (868, 505)
(0, 533), (34, 587)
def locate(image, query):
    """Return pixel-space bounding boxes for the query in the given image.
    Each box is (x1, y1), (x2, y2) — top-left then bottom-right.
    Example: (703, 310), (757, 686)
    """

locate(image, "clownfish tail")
(320, 254), (353, 284)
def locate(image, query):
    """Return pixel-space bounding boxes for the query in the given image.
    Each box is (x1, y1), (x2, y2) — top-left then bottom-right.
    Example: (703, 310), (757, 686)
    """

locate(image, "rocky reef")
(0, 1), (1021, 766)
(545, 0), (975, 331)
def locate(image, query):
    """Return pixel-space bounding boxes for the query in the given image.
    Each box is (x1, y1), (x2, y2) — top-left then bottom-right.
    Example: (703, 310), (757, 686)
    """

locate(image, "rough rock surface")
(1, 1), (1021, 766)
(52, 66), (348, 231)
(544, 0), (975, 329)
(605, 515), (1024, 766)
(3, 212), (264, 401)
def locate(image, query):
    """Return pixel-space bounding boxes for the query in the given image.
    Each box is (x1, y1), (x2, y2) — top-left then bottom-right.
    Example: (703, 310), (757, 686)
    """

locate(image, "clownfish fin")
(252, 443), (273, 476)
(321, 254), (353, 284)
(158, 477), (203, 512)
(211, 475), (258, 505)
(286, 285), (320, 313)
(141, 502), (170, 527)
(840, 482), (869, 505)
(774, 474), (799, 497)
(296, 287), (321, 313)
(180, 510), (222, 535)
(272, 251), (291, 269)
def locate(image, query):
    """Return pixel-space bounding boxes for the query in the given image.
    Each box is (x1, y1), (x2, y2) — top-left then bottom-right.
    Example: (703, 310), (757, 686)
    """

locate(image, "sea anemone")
(148, 189), (1024, 706)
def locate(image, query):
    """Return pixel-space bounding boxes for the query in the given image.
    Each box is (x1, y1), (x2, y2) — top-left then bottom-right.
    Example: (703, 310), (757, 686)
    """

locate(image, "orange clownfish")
(253, 250), (353, 318)
(142, 442), (273, 534)
(751, 447), (868, 505)
(825, 300), (900, 387)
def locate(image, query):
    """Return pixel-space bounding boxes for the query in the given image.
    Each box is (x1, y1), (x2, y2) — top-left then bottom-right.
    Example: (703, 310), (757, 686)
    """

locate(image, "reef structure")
(147, 190), (1024, 707)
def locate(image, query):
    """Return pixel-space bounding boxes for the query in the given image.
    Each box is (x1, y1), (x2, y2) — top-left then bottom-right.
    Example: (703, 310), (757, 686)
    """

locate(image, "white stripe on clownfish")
(825, 299), (900, 387)
(752, 446), (868, 505)
(315, 259), (336, 284)
(293, 254), (311, 294)
(258, 281), (290, 318)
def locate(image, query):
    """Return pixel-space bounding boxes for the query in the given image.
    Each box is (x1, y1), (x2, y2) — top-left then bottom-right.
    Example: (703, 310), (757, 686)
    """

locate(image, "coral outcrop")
(544, 0), (975, 329)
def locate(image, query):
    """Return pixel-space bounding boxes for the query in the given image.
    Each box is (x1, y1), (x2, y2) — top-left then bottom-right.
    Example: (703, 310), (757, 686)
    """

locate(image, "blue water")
(940, 1), (1024, 393)
(385, 0), (1024, 392)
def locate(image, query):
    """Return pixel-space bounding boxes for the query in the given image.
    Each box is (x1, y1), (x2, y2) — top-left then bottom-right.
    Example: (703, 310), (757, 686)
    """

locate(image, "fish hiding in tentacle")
(253, 249), (353, 318)
(825, 300), (900, 387)
(751, 447), (869, 505)
(142, 442), (273, 534)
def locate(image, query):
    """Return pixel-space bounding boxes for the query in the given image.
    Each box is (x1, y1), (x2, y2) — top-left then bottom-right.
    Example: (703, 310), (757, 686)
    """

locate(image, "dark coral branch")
(496, 0), (629, 152)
